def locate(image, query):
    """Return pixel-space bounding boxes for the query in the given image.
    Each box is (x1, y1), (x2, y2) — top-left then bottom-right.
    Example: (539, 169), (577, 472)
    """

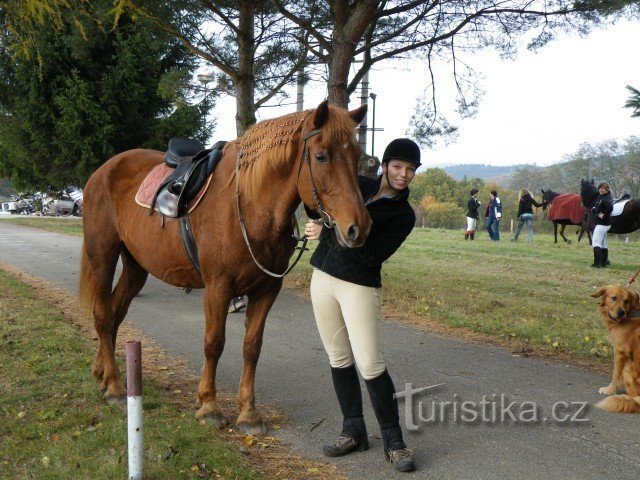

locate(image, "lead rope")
(626, 266), (640, 288)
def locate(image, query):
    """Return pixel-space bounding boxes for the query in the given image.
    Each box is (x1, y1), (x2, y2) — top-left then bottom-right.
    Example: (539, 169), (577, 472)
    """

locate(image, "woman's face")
(599, 186), (608, 195)
(382, 159), (416, 191)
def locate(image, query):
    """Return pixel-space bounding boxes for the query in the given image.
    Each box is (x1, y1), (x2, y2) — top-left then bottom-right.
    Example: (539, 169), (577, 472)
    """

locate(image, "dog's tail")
(597, 394), (640, 413)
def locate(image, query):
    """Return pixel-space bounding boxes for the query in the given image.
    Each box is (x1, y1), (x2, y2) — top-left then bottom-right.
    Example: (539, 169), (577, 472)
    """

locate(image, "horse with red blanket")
(541, 189), (590, 244)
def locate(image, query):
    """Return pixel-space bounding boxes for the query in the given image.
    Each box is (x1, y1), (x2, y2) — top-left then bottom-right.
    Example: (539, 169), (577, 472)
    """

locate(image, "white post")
(126, 340), (143, 480)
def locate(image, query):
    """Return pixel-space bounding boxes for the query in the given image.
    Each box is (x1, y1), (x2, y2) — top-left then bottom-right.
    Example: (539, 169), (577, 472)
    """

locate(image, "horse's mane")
(235, 105), (359, 197)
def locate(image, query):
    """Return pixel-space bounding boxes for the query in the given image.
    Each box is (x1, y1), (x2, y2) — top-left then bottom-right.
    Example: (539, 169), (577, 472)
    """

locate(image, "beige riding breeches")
(310, 268), (386, 380)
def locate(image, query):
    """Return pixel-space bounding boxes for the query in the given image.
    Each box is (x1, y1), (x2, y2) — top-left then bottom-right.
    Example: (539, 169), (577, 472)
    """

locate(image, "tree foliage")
(0, 1), (211, 190)
(625, 85), (640, 117)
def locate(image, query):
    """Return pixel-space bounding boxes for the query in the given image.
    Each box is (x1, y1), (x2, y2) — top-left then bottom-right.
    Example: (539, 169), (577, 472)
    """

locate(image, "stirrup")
(322, 434), (369, 457)
(386, 447), (416, 472)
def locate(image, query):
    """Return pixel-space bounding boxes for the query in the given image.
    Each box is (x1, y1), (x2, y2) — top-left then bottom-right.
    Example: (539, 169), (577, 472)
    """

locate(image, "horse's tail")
(596, 394), (640, 414)
(78, 241), (97, 319)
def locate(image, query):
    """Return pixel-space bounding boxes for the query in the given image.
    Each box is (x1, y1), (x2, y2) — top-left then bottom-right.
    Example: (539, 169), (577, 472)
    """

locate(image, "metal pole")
(370, 93), (377, 156)
(126, 341), (143, 480)
(358, 70), (369, 153)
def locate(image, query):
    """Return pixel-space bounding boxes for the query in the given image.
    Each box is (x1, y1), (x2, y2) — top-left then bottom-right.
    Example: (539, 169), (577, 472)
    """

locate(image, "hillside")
(443, 163), (525, 181)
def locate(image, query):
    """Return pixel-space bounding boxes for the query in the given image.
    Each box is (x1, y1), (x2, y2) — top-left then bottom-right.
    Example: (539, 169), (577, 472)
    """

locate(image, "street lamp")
(196, 73), (214, 107)
(369, 92), (377, 156)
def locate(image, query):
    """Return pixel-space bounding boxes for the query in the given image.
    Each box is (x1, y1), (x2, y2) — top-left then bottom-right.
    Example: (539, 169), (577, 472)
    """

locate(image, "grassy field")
(288, 226), (639, 362)
(1, 216), (634, 362)
(0, 269), (263, 480)
(0, 216), (83, 236)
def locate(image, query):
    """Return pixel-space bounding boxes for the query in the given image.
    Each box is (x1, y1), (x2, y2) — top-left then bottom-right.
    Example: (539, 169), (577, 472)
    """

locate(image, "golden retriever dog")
(591, 285), (640, 413)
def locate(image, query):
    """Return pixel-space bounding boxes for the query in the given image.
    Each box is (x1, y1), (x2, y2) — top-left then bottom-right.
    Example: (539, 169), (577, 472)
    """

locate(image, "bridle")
(235, 126), (337, 278)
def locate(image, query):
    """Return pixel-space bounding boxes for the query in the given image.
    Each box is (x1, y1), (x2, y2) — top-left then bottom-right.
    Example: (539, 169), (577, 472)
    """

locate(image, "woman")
(511, 188), (545, 242)
(484, 190), (502, 241)
(304, 138), (419, 473)
(465, 189), (481, 240)
(591, 182), (613, 268)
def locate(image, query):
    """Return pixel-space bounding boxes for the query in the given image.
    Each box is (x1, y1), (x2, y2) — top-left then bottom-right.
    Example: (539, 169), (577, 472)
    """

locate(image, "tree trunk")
(235, 1), (257, 136)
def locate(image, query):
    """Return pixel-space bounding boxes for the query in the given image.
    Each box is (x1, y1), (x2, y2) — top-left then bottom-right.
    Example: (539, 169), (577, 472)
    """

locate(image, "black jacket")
(466, 197), (481, 219)
(593, 193), (613, 226)
(309, 175), (415, 288)
(517, 193), (544, 217)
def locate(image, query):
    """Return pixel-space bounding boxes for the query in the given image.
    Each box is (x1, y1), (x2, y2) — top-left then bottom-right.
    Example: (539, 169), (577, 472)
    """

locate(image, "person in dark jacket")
(511, 188), (545, 242)
(304, 138), (419, 473)
(465, 188), (481, 240)
(484, 190), (502, 241)
(591, 182), (614, 268)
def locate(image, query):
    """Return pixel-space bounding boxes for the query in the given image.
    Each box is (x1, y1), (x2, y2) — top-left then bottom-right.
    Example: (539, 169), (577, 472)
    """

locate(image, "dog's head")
(591, 285), (640, 323)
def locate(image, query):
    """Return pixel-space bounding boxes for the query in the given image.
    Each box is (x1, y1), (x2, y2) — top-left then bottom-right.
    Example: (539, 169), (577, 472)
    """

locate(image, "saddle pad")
(135, 163), (212, 214)
(548, 193), (585, 224)
(612, 199), (629, 217)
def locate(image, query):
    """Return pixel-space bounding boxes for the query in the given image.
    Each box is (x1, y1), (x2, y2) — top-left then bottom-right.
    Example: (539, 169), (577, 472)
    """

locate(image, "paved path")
(0, 221), (638, 479)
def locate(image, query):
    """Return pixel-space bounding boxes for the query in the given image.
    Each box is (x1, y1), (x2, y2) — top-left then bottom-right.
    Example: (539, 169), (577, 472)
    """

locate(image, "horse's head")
(540, 188), (558, 209)
(299, 101), (372, 248)
(580, 178), (598, 207)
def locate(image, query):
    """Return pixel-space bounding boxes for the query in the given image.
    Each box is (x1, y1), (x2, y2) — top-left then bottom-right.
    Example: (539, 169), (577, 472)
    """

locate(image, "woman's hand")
(305, 221), (323, 240)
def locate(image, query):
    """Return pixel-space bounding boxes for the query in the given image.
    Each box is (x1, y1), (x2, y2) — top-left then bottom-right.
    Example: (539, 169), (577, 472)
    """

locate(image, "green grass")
(0, 270), (261, 480)
(0, 216), (83, 236)
(289, 227), (636, 361)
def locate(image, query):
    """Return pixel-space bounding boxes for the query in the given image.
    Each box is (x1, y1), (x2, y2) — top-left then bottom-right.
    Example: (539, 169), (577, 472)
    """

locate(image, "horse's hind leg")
(236, 284), (281, 434)
(196, 282), (233, 427)
(110, 248), (148, 350)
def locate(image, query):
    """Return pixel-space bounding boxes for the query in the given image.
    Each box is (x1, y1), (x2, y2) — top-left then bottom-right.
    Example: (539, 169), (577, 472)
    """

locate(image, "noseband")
(235, 126), (336, 278)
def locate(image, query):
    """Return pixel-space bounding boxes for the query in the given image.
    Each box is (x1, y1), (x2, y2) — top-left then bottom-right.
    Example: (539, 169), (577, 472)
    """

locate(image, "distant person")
(484, 190), (502, 241)
(591, 182), (613, 268)
(511, 188), (545, 242)
(304, 138), (420, 472)
(465, 189), (481, 240)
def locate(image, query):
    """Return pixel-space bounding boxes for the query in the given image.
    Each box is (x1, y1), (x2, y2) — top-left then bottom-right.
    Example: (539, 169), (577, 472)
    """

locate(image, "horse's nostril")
(347, 225), (359, 242)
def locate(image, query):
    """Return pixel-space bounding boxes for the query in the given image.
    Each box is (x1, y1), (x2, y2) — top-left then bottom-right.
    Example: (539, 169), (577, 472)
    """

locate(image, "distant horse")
(78, 101), (372, 434)
(541, 189), (590, 244)
(580, 179), (640, 234)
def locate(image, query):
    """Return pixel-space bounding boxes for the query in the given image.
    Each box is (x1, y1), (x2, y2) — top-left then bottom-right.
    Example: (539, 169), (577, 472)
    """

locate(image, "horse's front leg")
(560, 224), (570, 243)
(196, 283), (232, 428)
(553, 222), (558, 243)
(236, 283), (282, 434)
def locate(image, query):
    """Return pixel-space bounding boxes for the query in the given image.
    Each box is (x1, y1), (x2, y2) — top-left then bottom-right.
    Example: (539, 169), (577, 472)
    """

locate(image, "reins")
(235, 126), (329, 278)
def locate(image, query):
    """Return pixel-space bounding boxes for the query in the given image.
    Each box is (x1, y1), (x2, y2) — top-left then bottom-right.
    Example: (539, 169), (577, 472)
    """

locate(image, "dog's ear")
(591, 287), (608, 299)
(632, 290), (640, 311)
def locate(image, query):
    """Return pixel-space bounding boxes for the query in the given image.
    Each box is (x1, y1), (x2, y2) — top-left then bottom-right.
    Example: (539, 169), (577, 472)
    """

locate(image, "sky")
(209, 18), (640, 169)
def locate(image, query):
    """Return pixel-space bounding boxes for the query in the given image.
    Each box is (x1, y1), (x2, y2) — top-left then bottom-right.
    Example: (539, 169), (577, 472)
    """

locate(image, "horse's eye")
(315, 153), (327, 163)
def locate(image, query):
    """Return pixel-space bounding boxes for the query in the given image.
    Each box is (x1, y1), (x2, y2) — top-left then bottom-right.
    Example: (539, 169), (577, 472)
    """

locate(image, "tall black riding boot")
(591, 247), (602, 268)
(323, 365), (369, 457)
(470, 231), (475, 240)
(365, 370), (416, 472)
(464, 231), (470, 240)
(602, 248), (610, 267)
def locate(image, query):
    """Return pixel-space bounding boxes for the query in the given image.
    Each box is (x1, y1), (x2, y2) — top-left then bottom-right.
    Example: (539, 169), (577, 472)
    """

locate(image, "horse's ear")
(591, 179), (595, 185)
(349, 104), (368, 126)
(541, 189), (545, 194)
(312, 100), (330, 129)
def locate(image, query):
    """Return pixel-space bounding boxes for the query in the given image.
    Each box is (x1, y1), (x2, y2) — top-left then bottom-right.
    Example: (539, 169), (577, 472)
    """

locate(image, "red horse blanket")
(135, 163), (212, 214)
(548, 193), (585, 224)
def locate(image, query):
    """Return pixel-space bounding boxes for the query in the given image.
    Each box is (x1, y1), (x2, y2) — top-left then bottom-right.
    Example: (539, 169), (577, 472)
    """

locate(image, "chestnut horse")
(78, 101), (372, 434)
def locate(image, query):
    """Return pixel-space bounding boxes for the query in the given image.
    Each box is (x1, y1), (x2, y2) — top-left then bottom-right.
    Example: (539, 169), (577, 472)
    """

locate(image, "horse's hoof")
(198, 413), (229, 429)
(236, 420), (267, 435)
(196, 403), (228, 428)
(104, 393), (126, 406)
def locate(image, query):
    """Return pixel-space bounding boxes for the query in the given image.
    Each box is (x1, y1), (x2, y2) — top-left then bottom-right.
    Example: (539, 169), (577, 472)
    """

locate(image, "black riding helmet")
(382, 138), (421, 167)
